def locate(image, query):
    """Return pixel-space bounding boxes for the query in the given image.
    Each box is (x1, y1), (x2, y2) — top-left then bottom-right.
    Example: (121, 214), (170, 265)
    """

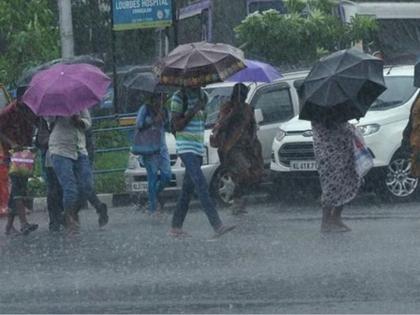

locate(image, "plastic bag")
(9, 149), (35, 177)
(353, 129), (373, 177)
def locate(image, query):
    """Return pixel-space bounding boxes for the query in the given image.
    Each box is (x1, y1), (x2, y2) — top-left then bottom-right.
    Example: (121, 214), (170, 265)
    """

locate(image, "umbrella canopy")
(22, 63), (111, 117)
(299, 48), (387, 123)
(123, 72), (170, 94)
(227, 59), (282, 83)
(154, 41), (246, 87)
(17, 55), (105, 88)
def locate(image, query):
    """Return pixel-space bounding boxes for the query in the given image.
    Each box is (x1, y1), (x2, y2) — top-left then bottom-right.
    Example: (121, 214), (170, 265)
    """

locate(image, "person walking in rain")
(134, 93), (172, 217)
(34, 118), (64, 232)
(401, 91), (420, 178)
(312, 113), (361, 233)
(211, 83), (264, 214)
(0, 87), (39, 235)
(169, 86), (235, 238)
(48, 109), (108, 233)
(298, 48), (385, 233)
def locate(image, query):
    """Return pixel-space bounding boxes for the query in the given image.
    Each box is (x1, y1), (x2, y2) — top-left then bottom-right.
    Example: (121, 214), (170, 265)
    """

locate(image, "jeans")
(45, 166), (64, 229)
(142, 150), (172, 213)
(171, 153), (222, 230)
(39, 149), (64, 229)
(51, 154), (95, 211)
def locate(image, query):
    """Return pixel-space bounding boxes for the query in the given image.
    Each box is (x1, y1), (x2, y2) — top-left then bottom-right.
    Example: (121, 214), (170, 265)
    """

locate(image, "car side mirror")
(254, 108), (264, 125)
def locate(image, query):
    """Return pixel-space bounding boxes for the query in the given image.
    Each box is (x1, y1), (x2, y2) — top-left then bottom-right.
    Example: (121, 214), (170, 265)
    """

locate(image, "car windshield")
(204, 85), (234, 128)
(369, 76), (417, 111)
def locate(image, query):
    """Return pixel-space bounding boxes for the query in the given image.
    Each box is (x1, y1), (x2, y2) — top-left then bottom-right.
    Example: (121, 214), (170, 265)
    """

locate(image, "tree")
(0, 0), (59, 85)
(234, 0), (378, 68)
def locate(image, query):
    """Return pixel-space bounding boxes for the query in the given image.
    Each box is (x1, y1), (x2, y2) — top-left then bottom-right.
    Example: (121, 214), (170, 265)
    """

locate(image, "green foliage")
(92, 119), (131, 194)
(28, 176), (46, 197)
(234, 0), (378, 66)
(0, 0), (59, 85)
(94, 152), (127, 194)
(348, 15), (379, 43)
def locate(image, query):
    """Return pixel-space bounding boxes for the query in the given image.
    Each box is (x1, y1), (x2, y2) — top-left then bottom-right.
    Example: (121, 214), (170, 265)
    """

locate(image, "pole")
(110, 1), (119, 113)
(57, 0), (74, 58)
(172, 0), (178, 47)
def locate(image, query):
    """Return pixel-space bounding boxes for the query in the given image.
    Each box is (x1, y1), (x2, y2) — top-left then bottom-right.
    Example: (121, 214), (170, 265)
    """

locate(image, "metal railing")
(91, 112), (137, 175)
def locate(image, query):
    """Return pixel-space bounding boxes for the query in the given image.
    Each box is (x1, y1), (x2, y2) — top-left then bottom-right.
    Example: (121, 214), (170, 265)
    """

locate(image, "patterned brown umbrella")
(154, 41), (246, 87)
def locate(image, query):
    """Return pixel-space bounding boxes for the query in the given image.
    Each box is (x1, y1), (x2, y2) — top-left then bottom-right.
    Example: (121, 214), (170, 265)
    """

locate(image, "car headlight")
(275, 129), (287, 142)
(357, 124), (380, 136)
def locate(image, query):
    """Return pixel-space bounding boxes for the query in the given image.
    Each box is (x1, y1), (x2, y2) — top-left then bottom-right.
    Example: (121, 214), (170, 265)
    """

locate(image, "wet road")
(1, 195), (420, 313)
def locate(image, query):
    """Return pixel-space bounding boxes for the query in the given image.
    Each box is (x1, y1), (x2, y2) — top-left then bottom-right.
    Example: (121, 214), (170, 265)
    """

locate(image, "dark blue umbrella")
(227, 59), (282, 83)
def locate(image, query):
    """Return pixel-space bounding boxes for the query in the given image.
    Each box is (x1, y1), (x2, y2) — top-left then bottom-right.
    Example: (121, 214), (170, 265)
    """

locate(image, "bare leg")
(15, 199), (38, 235)
(320, 207), (333, 233)
(64, 208), (80, 234)
(5, 213), (18, 235)
(331, 206), (351, 231)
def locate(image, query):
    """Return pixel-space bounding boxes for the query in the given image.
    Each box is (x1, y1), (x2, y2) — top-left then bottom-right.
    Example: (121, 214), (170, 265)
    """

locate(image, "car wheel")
(210, 168), (236, 207)
(379, 156), (419, 201)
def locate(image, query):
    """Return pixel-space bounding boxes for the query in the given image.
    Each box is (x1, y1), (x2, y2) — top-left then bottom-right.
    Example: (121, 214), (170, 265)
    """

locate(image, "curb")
(33, 193), (132, 212)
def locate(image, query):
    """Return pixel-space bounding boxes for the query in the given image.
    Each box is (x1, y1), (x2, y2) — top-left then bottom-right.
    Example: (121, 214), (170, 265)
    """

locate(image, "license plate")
(290, 160), (317, 171)
(131, 182), (148, 191)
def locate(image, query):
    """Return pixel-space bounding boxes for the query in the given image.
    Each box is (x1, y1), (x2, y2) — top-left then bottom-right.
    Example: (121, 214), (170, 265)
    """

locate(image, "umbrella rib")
(66, 74), (109, 98)
(181, 50), (216, 75)
(335, 58), (377, 76)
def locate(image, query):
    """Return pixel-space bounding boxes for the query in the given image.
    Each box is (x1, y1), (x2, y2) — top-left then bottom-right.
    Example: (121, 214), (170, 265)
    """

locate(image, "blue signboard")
(113, 0), (173, 31)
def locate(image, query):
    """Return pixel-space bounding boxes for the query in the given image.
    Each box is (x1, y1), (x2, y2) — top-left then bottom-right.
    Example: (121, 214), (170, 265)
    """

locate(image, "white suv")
(271, 65), (420, 201)
(124, 71), (308, 205)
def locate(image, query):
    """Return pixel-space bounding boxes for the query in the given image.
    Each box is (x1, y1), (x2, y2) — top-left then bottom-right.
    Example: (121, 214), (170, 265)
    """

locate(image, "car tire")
(210, 168), (236, 207)
(375, 154), (420, 202)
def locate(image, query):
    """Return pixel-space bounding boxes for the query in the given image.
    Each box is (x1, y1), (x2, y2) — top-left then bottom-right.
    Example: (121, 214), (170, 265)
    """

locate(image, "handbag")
(131, 125), (161, 156)
(353, 129), (373, 177)
(8, 148), (36, 177)
(131, 107), (162, 156)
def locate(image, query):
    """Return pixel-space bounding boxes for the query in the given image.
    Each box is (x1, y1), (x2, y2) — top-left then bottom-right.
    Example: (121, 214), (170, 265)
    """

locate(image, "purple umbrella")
(22, 63), (111, 116)
(227, 59), (282, 83)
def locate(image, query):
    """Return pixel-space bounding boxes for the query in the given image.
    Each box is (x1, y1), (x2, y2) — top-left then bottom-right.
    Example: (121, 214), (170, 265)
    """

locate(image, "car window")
(370, 76), (417, 111)
(251, 87), (294, 125)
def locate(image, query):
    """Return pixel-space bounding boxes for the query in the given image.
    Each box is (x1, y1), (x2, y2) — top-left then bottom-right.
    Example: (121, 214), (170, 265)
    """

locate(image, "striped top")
(171, 89), (207, 156)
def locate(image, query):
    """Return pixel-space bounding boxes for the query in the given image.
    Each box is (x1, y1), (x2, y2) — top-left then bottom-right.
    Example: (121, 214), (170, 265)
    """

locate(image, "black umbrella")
(16, 55), (105, 88)
(299, 48), (387, 123)
(123, 72), (172, 94)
